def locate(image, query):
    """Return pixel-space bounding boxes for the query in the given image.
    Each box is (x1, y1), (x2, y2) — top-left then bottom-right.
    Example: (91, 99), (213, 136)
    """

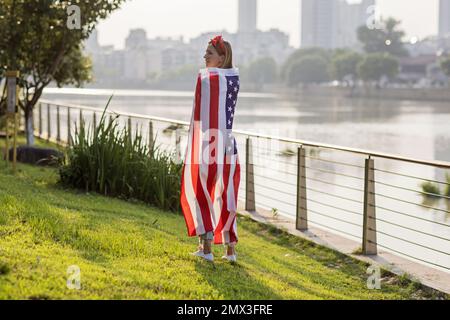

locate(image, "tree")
(331, 51), (363, 82)
(357, 53), (399, 83)
(357, 17), (408, 57)
(247, 57), (278, 90)
(281, 47), (332, 82)
(440, 56), (450, 77)
(287, 56), (329, 87)
(0, 0), (126, 146)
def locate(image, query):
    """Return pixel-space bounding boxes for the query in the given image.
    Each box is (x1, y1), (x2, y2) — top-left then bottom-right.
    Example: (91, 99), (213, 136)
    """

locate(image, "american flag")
(180, 67), (241, 245)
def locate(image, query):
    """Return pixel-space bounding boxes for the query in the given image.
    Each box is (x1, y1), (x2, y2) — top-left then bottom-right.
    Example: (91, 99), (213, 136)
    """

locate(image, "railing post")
(296, 146), (308, 230)
(79, 109), (83, 129)
(362, 156), (377, 255)
(175, 125), (181, 162)
(148, 120), (154, 153)
(38, 103), (42, 138)
(93, 111), (97, 136)
(56, 106), (61, 143)
(47, 103), (51, 141)
(245, 137), (256, 211)
(67, 107), (71, 146)
(128, 117), (132, 144)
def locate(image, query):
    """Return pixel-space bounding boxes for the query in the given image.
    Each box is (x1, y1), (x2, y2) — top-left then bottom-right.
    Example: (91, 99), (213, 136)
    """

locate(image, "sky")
(96, 0), (439, 49)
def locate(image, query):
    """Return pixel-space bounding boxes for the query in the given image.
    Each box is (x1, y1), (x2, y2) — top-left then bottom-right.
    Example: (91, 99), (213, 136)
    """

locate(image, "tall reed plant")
(59, 96), (183, 213)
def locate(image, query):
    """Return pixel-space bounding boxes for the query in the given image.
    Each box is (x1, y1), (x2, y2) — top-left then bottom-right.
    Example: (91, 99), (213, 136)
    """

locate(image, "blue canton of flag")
(225, 75), (239, 155)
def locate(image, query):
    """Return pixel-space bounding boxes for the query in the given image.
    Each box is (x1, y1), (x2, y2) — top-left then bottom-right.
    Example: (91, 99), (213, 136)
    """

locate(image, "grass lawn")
(0, 135), (448, 300)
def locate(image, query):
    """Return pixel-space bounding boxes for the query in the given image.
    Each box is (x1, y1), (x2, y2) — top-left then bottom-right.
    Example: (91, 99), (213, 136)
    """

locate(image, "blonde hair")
(208, 38), (233, 69)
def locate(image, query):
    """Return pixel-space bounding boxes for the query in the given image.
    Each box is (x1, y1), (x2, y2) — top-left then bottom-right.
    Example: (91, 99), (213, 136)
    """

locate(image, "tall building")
(301, 0), (338, 48)
(301, 0), (375, 49)
(238, 0), (257, 33)
(337, 0), (375, 48)
(439, 0), (450, 37)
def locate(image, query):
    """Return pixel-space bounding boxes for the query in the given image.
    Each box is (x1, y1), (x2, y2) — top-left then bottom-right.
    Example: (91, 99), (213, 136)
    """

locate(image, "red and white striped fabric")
(180, 67), (241, 245)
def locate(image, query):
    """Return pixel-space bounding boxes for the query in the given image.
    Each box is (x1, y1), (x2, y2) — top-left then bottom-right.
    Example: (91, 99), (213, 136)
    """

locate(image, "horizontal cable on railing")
(372, 191), (450, 214)
(374, 180), (450, 200)
(302, 207), (363, 228)
(368, 240), (449, 270)
(298, 217), (361, 240)
(368, 216), (450, 242)
(369, 227), (449, 256)
(300, 197), (363, 217)
(254, 182), (297, 198)
(304, 155), (365, 169)
(303, 175), (363, 192)
(253, 145), (285, 153)
(252, 163), (298, 177)
(252, 152), (298, 167)
(257, 200), (292, 213)
(252, 173), (298, 188)
(256, 192), (296, 208)
(304, 165), (365, 180)
(374, 168), (450, 186)
(302, 186), (363, 204)
(371, 204), (450, 227)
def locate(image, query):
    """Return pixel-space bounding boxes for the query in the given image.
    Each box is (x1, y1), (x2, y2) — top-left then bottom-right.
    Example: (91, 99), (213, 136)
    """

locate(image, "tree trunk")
(24, 106), (35, 146)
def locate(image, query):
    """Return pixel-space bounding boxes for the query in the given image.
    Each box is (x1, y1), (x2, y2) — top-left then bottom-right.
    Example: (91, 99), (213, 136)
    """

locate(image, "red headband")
(210, 35), (226, 54)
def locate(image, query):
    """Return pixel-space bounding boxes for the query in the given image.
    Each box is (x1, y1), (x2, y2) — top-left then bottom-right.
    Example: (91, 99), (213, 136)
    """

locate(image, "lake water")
(41, 87), (450, 273)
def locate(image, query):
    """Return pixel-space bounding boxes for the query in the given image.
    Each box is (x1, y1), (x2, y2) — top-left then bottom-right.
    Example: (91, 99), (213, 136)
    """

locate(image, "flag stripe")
(181, 75), (202, 236)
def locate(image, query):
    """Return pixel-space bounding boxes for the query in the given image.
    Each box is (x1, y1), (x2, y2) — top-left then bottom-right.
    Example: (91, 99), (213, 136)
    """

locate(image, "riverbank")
(1, 136), (448, 299)
(269, 85), (450, 103)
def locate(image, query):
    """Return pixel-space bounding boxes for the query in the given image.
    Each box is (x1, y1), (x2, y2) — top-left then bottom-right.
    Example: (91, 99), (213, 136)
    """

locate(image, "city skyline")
(96, 0), (439, 49)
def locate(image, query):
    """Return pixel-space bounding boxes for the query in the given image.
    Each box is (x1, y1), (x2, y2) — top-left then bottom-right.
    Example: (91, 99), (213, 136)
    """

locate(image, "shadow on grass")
(193, 258), (284, 300)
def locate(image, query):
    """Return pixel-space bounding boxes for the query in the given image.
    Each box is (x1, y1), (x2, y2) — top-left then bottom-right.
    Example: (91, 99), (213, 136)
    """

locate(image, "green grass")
(0, 137), (448, 300)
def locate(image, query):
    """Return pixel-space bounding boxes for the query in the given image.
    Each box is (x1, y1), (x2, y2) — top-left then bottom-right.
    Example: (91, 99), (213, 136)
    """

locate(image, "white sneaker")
(191, 250), (214, 262)
(191, 250), (204, 257)
(202, 253), (214, 262)
(221, 254), (237, 262)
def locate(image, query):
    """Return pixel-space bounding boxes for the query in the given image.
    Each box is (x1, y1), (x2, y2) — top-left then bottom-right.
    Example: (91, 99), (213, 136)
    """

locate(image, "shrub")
(420, 181), (441, 198)
(59, 97), (183, 213)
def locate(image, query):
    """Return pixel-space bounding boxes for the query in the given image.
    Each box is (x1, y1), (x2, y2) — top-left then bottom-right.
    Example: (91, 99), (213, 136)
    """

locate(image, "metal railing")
(33, 99), (450, 273)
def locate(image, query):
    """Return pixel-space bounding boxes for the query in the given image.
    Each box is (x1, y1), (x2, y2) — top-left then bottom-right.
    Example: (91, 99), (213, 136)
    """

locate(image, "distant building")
(301, 0), (374, 49)
(238, 0), (257, 33)
(234, 29), (292, 66)
(85, 29), (101, 53)
(405, 37), (439, 57)
(84, 30), (124, 85)
(125, 29), (148, 50)
(398, 54), (448, 87)
(301, 0), (338, 48)
(124, 29), (148, 80)
(439, 0), (450, 38)
(337, 0), (374, 48)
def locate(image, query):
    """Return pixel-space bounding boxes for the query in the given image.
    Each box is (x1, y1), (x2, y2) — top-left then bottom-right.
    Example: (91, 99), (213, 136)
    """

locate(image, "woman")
(180, 35), (241, 263)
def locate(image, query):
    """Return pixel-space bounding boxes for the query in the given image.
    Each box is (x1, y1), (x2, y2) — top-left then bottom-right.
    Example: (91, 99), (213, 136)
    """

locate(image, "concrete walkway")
(236, 200), (450, 295)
